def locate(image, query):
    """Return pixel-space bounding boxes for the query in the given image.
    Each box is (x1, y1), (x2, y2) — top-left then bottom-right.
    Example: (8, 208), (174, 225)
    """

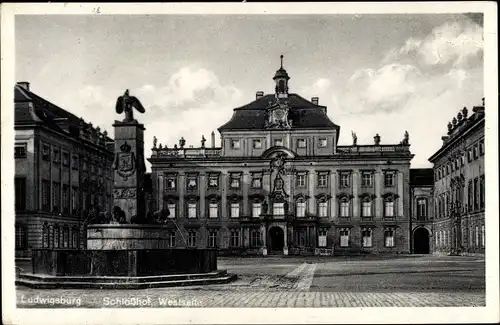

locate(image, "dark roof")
(14, 84), (114, 145)
(218, 93), (340, 131)
(410, 168), (434, 186)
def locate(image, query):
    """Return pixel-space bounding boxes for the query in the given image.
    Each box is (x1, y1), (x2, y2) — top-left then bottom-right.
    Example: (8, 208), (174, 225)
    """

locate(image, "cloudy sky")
(15, 13), (484, 169)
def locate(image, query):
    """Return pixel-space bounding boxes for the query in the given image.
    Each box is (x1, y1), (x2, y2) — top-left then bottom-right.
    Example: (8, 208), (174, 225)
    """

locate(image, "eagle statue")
(115, 89), (145, 123)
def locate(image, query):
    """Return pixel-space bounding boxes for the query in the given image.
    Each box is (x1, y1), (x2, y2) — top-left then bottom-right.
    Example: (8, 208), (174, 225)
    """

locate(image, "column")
(260, 224), (267, 255)
(398, 171), (404, 216)
(283, 226), (288, 255)
(266, 132), (271, 150)
(308, 171), (316, 215)
(352, 170), (359, 218)
(243, 227), (250, 248)
(158, 174), (164, 209)
(178, 172), (185, 218)
(375, 171), (382, 217)
(285, 132), (291, 149)
(242, 172), (249, 216)
(330, 172), (337, 220)
(221, 173), (227, 219)
(199, 173), (206, 218)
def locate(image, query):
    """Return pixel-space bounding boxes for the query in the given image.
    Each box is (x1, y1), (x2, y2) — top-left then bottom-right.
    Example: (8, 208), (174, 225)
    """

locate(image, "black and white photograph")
(1, 2), (498, 325)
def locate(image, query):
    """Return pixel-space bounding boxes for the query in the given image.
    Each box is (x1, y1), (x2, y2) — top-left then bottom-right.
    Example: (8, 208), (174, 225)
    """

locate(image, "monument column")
(112, 121), (146, 223)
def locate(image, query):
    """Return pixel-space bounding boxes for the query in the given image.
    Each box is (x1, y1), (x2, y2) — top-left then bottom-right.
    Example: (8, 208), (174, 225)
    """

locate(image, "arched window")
(361, 196), (372, 218)
(295, 197), (306, 218)
(416, 198), (428, 220)
(42, 223), (49, 248)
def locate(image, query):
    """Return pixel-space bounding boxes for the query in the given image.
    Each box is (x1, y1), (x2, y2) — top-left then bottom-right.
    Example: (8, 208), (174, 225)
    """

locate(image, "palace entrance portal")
(413, 227), (430, 254)
(269, 226), (285, 253)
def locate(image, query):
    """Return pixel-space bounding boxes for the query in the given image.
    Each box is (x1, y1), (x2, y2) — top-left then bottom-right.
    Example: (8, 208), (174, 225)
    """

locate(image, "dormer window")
(274, 139), (283, 147)
(319, 138), (327, 148)
(231, 140), (240, 149)
(252, 139), (262, 149)
(297, 139), (306, 148)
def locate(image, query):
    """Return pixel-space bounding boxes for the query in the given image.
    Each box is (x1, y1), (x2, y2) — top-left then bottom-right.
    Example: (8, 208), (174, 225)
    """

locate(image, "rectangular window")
(209, 203), (218, 219)
(71, 187), (79, 213)
(166, 177), (176, 190)
(479, 139), (484, 156)
(470, 227), (474, 247)
(15, 226), (26, 249)
(318, 201), (328, 218)
(72, 155), (79, 169)
(208, 175), (219, 188)
(187, 203), (197, 219)
(187, 231), (196, 247)
(15, 178), (26, 211)
(52, 182), (61, 213)
(361, 173), (373, 187)
(297, 139), (306, 148)
(62, 151), (70, 167)
(42, 180), (50, 211)
(252, 139), (262, 149)
(475, 226), (479, 247)
(340, 173), (350, 187)
(274, 139), (283, 147)
(252, 202), (261, 218)
(186, 176), (198, 191)
(384, 201), (394, 217)
(230, 203), (240, 218)
(468, 149), (473, 162)
(318, 174), (328, 187)
(384, 173), (395, 187)
(479, 176), (485, 209)
(53, 148), (60, 164)
(168, 230), (176, 247)
(167, 203), (176, 218)
(296, 174), (306, 187)
(230, 229), (240, 247)
(481, 225), (485, 248)
(71, 228), (79, 249)
(231, 139), (240, 149)
(15, 143), (27, 158)
(340, 200), (350, 217)
(62, 184), (69, 214)
(208, 230), (218, 248)
(319, 138), (327, 148)
(273, 202), (285, 216)
(251, 174), (262, 188)
(251, 229), (261, 247)
(318, 229), (328, 247)
(339, 228), (349, 247)
(384, 228), (395, 247)
(473, 144), (478, 159)
(296, 201), (306, 217)
(230, 173), (241, 189)
(82, 160), (88, 172)
(42, 143), (50, 161)
(362, 228), (372, 247)
(473, 178), (479, 210)
(417, 198), (427, 219)
(362, 201), (372, 217)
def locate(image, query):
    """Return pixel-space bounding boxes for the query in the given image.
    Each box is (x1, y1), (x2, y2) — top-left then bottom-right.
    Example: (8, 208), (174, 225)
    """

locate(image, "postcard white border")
(2, 2), (498, 325)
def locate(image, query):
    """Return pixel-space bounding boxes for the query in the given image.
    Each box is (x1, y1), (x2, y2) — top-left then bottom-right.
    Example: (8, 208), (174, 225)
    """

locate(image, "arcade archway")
(269, 226), (285, 253)
(413, 227), (430, 254)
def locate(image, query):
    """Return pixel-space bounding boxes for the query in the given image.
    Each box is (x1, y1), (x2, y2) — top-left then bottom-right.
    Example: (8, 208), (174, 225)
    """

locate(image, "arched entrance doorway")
(413, 227), (430, 254)
(269, 226), (284, 253)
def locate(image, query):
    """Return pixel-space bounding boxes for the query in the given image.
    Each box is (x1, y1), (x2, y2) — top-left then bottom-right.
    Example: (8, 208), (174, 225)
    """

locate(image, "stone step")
(16, 274), (237, 289)
(17, 270), (228, 284)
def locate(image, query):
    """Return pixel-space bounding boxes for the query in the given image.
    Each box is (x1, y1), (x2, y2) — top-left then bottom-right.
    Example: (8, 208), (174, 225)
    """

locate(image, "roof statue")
(351, 131), (357, 146)
(115, 89), (145, 123)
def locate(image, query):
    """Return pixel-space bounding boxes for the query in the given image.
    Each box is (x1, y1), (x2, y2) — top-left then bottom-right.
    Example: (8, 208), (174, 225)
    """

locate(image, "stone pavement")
(16, 255), (486, 308)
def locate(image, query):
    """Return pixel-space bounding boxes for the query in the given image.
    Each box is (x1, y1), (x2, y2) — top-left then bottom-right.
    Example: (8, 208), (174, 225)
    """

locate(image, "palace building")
(148, 58), (415, 255)
(429, 99), (485, 256)
(14, 82), (115, 257)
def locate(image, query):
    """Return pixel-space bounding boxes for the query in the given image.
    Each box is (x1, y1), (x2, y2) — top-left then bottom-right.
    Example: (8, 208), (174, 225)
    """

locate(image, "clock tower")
(265, 55), (293, 129)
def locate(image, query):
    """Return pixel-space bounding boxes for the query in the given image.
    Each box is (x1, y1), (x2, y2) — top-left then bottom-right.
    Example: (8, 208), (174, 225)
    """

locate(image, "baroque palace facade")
(429, 100), (485, 256)
(14, 82), (115, 257)
(148, 60), (415, 256)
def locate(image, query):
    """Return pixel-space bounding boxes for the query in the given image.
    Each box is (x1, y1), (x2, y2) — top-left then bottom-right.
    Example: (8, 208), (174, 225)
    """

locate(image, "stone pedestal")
(112, 121), (146, 223)
(87, 224), (173, 250)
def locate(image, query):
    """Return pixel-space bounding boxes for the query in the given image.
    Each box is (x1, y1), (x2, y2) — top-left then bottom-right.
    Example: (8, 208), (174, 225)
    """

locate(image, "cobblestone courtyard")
(16, 255), (485, 308)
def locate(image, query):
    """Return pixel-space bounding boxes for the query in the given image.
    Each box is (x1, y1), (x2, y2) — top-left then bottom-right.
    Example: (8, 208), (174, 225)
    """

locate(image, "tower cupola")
(273, 55), (290, 98)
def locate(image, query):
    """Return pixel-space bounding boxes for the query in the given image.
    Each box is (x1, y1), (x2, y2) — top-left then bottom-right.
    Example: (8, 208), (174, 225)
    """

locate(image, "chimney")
(17, 81), (30, 92)
(256, 91), (264, 100)
(311, 97), (319, 105)
(211, 131), (215, 148)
